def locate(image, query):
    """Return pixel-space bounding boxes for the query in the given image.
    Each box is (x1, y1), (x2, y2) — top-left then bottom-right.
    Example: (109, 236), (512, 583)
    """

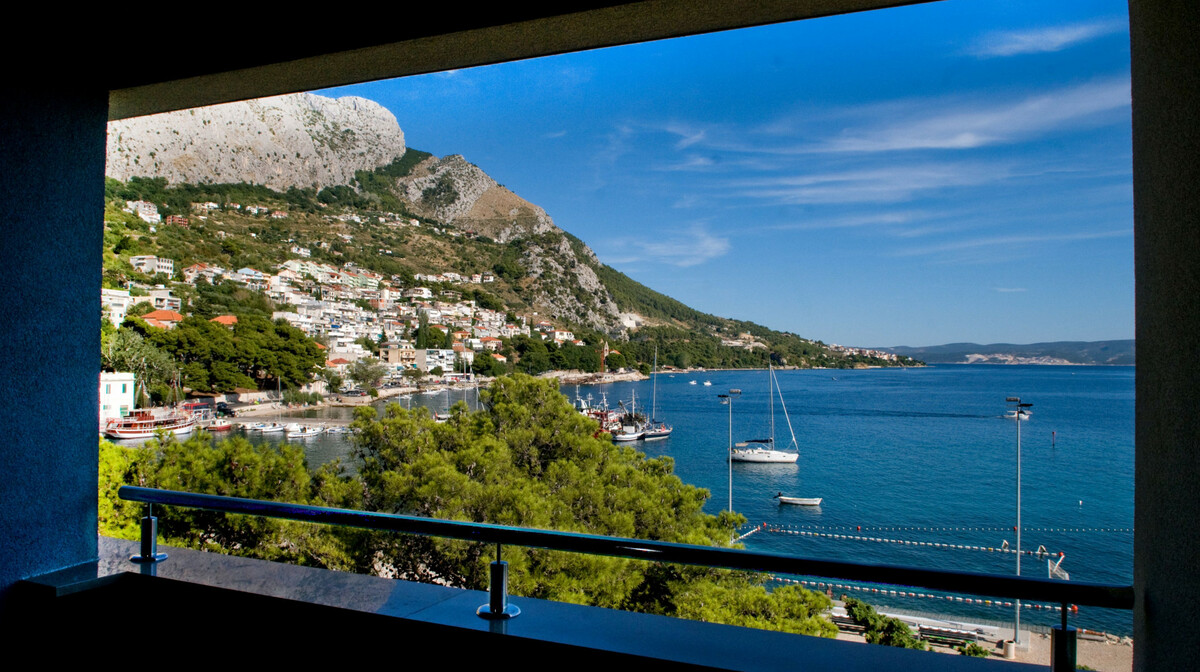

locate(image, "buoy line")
(771, 576), (1078, 614)
(766, 527), (1066, 557)
(769, 524), (1132, 534)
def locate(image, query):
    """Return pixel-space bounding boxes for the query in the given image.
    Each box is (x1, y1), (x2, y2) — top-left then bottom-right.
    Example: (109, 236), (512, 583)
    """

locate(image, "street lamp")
(1006, 396), (1033, 646)
(718, 389), (741, 512)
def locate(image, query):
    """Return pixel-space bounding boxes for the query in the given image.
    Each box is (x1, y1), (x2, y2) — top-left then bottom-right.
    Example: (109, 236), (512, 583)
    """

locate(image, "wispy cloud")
(606, 225), (730, 267)
(667, 123), (708, 150)
(641, 225), (730, 267)
(817, 79), (1130, 153)
(734, 163), (1006, 204)
(769, 211), (921, 231)
(893, 228), (1130, 257)
(969, 19), (1126, 58)
(543, 130), (567, 139)
(995, 287), (1027, 293)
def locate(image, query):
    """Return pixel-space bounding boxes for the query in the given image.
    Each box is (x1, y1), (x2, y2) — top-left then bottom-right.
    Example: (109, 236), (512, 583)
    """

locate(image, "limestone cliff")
(106, 93), (406, 191)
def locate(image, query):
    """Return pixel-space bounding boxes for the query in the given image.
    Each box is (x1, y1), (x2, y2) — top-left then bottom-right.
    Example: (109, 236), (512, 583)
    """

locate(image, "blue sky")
(320, 1), (1132, 348)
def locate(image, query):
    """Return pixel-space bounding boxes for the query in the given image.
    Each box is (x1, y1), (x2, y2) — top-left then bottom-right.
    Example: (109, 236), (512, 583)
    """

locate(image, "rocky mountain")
(107, 92), (624, 335)
(107, 94), (405, 191)
(391, 153), (622, 331)
(103, 92), (913, 369)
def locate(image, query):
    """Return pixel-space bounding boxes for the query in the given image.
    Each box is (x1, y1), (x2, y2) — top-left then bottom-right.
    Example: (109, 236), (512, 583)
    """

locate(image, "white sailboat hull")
(731, 448), (798, 463)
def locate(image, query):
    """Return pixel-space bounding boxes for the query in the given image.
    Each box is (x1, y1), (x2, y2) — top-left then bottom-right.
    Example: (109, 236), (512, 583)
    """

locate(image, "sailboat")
(643, 347), (673, 441)
(730, 364), (799, 463)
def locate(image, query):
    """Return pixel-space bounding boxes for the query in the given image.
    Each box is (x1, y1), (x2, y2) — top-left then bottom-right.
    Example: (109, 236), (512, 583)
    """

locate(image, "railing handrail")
(119, 485), (1134, 610)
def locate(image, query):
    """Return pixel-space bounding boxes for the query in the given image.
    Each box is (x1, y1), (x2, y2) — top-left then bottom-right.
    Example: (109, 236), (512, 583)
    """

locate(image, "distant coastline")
(877, 339), (1134, 366)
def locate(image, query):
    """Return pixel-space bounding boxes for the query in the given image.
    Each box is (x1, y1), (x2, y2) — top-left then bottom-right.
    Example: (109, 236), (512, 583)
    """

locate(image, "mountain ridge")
(878, 340), (1135, 365)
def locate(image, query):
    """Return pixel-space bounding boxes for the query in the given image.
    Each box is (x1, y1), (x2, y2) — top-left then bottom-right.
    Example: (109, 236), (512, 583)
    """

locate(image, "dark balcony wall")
(0, 87), (107, 611)
(1131, 2), (1200, 670)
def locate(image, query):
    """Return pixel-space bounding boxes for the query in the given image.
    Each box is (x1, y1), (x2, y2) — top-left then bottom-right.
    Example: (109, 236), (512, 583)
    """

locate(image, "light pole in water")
(1006, 396), (1033, 645)
(719, 389), (741, 512)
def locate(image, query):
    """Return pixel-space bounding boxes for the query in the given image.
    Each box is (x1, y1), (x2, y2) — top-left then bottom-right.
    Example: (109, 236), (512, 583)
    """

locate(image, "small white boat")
(689, 380), (697, 386)
(775, 493), (822, 506)
(702, 380), (712, 386)
(249, 422), (286, 433)
(286, 423), (323, 437)
(1005, 409), (1032, 421)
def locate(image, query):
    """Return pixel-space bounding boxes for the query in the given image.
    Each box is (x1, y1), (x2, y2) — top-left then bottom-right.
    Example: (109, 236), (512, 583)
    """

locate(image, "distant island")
(876, 340), (1134, 366)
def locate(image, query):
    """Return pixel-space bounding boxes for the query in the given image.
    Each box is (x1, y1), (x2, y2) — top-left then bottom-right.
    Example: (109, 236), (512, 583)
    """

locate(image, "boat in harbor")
(104, 408), (196, 439)
(285, 423), (323, 437)
(730, 364), (801, 463)
(612, 392), (646, 442)
(643, 348), (673, 441)
(775, 493), (822, 506)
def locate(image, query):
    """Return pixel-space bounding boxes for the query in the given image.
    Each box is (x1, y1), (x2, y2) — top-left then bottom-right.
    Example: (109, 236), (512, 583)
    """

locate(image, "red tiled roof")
(209, 315), (237, 325)
(142, 310), (183, 322)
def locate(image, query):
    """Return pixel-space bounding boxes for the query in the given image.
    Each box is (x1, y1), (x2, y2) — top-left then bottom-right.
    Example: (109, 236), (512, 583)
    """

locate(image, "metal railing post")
(477, 543), (520, 619)
(130, 503), (168, 563)
(1050, 603), (1077, 670)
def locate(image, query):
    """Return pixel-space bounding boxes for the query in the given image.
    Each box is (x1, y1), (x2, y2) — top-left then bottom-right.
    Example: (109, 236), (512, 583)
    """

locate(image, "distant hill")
(879, 340), (1135, 365)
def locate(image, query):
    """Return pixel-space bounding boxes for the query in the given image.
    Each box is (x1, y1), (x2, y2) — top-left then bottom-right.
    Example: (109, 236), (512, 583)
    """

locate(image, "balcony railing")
(120, 485), (1134, 668)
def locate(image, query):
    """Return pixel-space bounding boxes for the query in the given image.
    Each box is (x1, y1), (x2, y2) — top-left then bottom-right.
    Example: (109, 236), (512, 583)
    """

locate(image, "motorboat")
(285, 423), (323, 437)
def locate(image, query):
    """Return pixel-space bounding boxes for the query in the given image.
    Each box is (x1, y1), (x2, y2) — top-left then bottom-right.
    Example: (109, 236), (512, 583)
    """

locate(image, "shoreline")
(832, 602), (1132, 670)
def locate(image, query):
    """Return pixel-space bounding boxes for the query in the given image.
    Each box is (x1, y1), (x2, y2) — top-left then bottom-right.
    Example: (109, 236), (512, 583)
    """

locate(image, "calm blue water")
(586, 365), (1135, 635)
(246, 365), (1135, 634)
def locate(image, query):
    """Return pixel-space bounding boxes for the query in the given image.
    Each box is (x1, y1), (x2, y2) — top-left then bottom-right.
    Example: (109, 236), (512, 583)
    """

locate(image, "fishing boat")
(249, 421), (286, 433)
(643, 347), (673, 441)
(730, 364), (801, 463)
(702, 380), (712, 387)
(104, 408), (196, 439)
(775, 493), (822, 506)
(612, 392), (646, 442)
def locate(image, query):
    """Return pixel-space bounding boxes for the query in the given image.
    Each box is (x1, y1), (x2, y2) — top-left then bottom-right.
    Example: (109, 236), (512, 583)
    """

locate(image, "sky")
(319, 0), (1133, 348)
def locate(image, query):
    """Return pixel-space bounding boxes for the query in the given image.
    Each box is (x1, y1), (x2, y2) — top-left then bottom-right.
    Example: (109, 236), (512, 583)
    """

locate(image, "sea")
(244, 364), (1136, 636)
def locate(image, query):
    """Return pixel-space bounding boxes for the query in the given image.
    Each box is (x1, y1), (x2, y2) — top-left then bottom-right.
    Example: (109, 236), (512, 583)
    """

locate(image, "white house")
(101, 288), (132, 326)
(99, 371), (135, 426)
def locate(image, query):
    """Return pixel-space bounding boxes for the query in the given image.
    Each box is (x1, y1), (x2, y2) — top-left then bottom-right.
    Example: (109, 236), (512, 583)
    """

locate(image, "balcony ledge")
(18, 536), (1042, 670)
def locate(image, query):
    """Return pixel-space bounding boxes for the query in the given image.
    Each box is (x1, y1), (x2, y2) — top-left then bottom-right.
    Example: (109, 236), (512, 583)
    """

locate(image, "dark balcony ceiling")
(54, 1), (929, 120)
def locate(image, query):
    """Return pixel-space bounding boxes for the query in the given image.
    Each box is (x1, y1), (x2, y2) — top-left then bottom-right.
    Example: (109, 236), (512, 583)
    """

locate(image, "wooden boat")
(104, 409), (196, 439)
(775, 493), (822, 506)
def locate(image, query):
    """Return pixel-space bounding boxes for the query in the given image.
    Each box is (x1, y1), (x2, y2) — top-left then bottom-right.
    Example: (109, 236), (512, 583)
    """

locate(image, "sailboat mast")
(769, 362), (775, 445)
(652, 346), (658, 421)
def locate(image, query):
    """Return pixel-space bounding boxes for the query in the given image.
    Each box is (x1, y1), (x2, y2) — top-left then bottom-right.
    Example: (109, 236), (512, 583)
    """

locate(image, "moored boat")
(729, 364), (801, 464)
(731, 439), (800, 463)
(775, 492), (822, 506)
(285, 423), (323, 437)
(104, 409), (196, 439)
